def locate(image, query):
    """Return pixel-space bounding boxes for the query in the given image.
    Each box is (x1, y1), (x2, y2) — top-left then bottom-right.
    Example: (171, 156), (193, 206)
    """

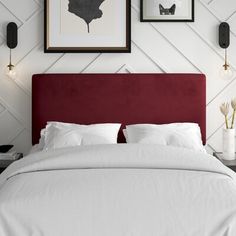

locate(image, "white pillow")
(43, 122), (121, 150)
(38, 128), (46, 150)
(123, 129), (129, 143)
(44, 125), (82, 150)
(125, 123), (205, 153)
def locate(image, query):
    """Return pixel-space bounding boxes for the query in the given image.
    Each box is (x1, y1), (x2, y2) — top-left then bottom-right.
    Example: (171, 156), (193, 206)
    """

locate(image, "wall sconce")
(5, 22), (18, 80)
(219, 22), (234, 80)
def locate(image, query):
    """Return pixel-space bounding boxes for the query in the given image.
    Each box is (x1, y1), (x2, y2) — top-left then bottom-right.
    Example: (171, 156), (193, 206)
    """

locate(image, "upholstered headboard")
(32, 73), (206, 145)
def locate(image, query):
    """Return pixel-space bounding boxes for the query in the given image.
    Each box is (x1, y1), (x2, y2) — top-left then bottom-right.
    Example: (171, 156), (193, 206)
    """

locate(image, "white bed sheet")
(0, 144), (236, 236)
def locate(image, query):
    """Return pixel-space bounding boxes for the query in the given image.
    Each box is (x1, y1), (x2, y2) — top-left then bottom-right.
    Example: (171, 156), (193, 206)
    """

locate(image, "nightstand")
(213, 152), (236, 172)
(0, 153), (23, 173)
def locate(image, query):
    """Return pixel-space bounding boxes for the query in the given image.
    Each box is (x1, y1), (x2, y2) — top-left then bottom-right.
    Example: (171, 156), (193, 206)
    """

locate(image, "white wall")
(0, 0), (236, 154)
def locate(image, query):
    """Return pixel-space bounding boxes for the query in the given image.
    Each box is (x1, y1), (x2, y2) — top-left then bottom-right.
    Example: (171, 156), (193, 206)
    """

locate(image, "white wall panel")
(0, 103), (5, 114)
(48, 53), (99, 73)
(11, 129), (31, 154)
(208, 0), (236, 21)
(0, 35), (3, 46)
(0, 3), (21, 37)
(0, 110), (23, 144)
(228, 13), (236, 35)
(200, 0), (212, 4)
(1, 0), (40, 22)
(16, 44), (62, 92)
(131, 9), (198, 73)
(0, 77), (30, 129)
(34, 0), (43, 6)
(0, 0), (235, 154)
(84, 43), (163, 73)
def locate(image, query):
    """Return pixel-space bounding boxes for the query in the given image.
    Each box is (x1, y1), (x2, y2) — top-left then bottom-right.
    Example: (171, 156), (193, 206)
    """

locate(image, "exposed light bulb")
(220, 63), (234, 80)
(5, 64), (17, 80)
(220, 48), (234, 80)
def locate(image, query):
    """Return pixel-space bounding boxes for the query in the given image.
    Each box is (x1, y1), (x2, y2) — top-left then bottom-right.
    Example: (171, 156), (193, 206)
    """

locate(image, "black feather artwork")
(68, 0), (105, 33)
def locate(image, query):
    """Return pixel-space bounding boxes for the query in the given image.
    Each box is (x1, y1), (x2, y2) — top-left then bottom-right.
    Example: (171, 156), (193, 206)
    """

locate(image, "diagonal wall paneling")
(0, 0), (235, 154)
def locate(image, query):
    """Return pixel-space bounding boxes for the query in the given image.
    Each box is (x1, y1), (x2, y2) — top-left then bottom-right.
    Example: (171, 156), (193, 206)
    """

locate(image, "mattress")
(0, 144), (235, 236)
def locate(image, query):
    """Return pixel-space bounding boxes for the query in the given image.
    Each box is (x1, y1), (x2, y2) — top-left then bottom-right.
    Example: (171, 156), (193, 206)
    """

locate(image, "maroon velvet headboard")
(32, 73), (206, 145)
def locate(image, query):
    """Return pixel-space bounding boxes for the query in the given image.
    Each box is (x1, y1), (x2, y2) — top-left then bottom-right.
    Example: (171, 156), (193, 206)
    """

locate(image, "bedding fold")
(0, 144), (235, 186)
(0, 144), (236, 236)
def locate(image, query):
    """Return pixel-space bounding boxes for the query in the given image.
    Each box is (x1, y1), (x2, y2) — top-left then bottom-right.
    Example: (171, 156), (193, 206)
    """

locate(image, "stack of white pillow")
(39, 122), (121, 151)
(124, 123), (205, 153)
(37, 122), (205, 153)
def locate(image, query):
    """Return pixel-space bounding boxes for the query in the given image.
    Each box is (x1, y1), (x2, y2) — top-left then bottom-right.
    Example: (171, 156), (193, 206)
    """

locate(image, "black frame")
(140, 0), (194, 22)
(44, 0), (131, 53)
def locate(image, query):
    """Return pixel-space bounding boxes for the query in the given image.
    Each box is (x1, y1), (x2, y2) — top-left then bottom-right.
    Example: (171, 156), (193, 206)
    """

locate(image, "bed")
(0, 73), (236, 236)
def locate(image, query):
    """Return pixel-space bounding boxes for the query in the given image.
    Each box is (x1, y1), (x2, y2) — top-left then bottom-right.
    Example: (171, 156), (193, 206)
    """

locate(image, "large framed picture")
(141, 0), (194, 22)
(45, 0), (131, 53)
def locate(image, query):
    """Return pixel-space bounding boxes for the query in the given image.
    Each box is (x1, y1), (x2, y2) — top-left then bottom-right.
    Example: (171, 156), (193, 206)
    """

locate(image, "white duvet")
(0, 144), (236, 236)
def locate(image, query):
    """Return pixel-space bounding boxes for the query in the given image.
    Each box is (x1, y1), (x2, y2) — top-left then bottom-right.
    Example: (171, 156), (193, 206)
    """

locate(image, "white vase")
(222, 128), (235, 160)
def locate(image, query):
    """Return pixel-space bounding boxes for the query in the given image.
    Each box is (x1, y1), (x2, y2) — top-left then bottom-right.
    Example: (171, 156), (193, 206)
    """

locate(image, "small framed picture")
(141, 0), (194, 22)
(45, 0), (131, 53)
